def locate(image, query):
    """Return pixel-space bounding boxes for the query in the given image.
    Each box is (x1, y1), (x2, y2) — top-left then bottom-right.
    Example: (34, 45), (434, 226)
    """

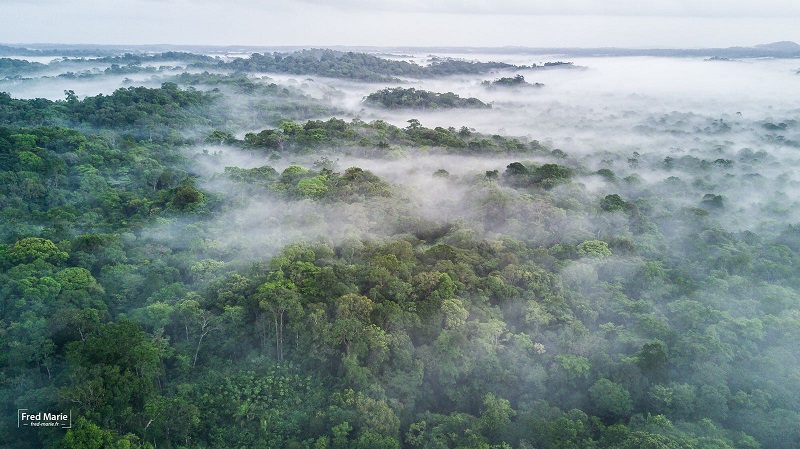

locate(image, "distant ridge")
(754, 41), (800, 51)
(2, 42), (800, 59)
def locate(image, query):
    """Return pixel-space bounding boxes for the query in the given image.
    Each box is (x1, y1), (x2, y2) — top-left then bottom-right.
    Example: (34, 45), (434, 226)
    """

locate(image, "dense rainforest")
(481, 75), (544, 90)
(1, 49), (799, 449)
(363, 87), (491, 110)
(218, 49), (523, 82)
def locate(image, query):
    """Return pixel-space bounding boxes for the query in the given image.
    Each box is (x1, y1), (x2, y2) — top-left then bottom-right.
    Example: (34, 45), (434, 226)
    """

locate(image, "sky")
(1, 0), (799, 48)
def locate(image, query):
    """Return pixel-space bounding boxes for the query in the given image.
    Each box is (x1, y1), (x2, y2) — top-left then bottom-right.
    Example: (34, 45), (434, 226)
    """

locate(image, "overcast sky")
(2, 0), (798, 48)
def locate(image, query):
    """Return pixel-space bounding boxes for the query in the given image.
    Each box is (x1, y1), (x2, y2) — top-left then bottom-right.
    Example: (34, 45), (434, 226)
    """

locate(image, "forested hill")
(221, 49), (526, 81)
(0, 48), (573, 82)
(0, 83), (218, 138)
(364, 87), (491, 109)
(0, 58), (47, 77)
(0, 77), (339, 138)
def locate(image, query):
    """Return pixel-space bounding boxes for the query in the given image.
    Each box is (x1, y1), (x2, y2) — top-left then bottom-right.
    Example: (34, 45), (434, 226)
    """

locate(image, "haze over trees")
(220, 49), (526, 81)
(1, 46), (799, 449)
(364, 87), (491, 110)
(482, 74), (544, 89)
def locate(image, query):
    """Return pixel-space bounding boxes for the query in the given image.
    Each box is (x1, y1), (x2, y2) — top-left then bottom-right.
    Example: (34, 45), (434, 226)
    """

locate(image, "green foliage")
(556, 354), (592, 379)
(601, 194), (627, 212)
(189, 366), (325, 448)
(638, 341), (669, 382)
(0, 51), (797, 449)
(223, 49), (523, 81)
(204, 116), (542, 157)
(71, 83), (215, 133)
(0, 83), (216, 140)
(364, 87), (491, 109)
(0, 57), (47, 76)
(9, 237), (68, 265)
(577, 240), (612, 258)
(589, 379), (634, 420)
(297, 175), (329, 199)
(205, 129), (237, 145)
(61, 417), (138, 449)
(504, 161), (574, 189)
(61, 321), (164, 434)
(168, 183), (205, 210)
(482, 74), (544, 89)
(478, 393), (517, 443)
(596, 168), (617, 181)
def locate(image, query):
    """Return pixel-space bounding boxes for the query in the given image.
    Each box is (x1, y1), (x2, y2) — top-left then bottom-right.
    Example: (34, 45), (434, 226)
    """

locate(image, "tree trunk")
(193, 331), (205, 368)
(274, 315), (280, 361)
(279, 310), (284, 361)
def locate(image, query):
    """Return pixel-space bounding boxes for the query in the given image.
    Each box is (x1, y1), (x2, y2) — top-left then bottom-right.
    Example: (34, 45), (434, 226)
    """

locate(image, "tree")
(441, 297), (468, 329)
(638, 341), (669, 383)
(205, 129), (236, 145)
(61, 321), (163, 433)
(478, 393), (516, 443)
(542, 411), (598, 449)
(556, 354), (591, 380)
(255, 271), (301, 361)
(61, 417), (138, 449)
(297, 175), (329, 199)
(577, 240), (611, 258)
(54, 267), (106, 309)
(175, 297), (222, 367)
(506, 162), (528, 176)
(169, 183), (204, 210)
(331, 294), (375, 356)
(9, 237), (68, 265)
(601, 194), (627, 212)
(589, 379), (633, 421)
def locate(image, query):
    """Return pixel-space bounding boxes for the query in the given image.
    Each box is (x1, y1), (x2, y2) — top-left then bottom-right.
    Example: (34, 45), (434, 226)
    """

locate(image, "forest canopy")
(364, 87), (491, 110)
(1, 47), (799, 449)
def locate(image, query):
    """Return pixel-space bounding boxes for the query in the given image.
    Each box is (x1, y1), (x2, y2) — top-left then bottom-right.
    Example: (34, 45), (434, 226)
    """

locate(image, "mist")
(4, 46), (800, 449)
(147, 52), (800, 263)
(296, 54), (800, 233)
